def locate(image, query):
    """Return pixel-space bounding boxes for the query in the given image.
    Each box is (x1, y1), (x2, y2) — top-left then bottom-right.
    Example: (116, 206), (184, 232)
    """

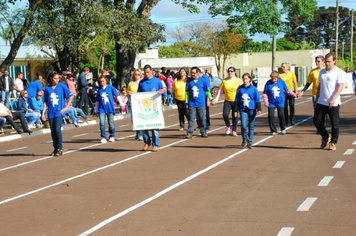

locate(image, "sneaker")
(17, 130), (22, 134)
(152, 146), (158, 152)
(142, 143), (149, 151)
(50, 150), (57, 156)
(179, 127), (184, 132)
(0, 128), (3, 135)
(108, 137), (115, 142)
(226, 126), (231, 135)
(100, 138), (108, 143)
(232, 131), (237, 136)
(329, 142), (336, 151)
(201, 133), (208, 138)
(242, 140), (247, 147)
(74, 122), (81, 128)
(281, 130), (286, 135)
(36, 124), (43, 128)
(271, 132), (278, 135)
(247, 143), (253, 149)
(320, 138), (328, 149)
(185, 133), (192, 139)
(25, 130), (33, 135)
(54, 149), (63, 156)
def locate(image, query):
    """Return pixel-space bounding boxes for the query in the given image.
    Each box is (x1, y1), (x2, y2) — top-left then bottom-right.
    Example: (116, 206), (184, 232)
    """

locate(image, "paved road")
(0, 94), (355, 236)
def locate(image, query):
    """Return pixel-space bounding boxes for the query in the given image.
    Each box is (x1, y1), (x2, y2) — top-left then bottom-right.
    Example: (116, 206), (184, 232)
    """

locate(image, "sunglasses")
(228, 70), (234, 73)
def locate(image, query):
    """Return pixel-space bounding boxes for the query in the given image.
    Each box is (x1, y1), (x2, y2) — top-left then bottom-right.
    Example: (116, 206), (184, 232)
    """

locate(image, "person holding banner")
(185, 67), (213, 139)
(138, 65), (164, 152)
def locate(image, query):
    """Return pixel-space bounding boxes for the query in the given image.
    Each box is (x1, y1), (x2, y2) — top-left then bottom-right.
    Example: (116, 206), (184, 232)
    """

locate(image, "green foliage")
(244, 40), (271, 52)
(157, 45), (189, 58)
(276, 38), (296, 51)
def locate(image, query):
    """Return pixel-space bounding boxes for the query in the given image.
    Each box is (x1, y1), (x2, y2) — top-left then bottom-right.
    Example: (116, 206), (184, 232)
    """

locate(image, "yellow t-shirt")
(307, 68), (322, 97)
(172, 78), (187, 101)
(127, 81), (139, 93)
(219, 77), (243, 102)
(279, 71), (297, 91)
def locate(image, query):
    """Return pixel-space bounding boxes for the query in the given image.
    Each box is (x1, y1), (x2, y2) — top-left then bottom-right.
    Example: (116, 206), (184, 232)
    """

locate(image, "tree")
(158, 44), (189, 58)
(0, 0), (43, 72)
(206, 0), (318, 70)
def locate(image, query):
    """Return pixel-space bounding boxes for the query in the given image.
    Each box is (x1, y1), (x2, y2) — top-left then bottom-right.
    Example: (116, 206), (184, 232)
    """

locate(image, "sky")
(150, 0), (356, 46)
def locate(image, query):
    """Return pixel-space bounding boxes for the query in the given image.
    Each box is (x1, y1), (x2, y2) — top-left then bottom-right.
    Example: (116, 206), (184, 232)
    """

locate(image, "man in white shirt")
(0, 69), (14, 108)
(313, 53), (344, 151)
(0, 102), (32, 135)
(14, 72), (25, 98)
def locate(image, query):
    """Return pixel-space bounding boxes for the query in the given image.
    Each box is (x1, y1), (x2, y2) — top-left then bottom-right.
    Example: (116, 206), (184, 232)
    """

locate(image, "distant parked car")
(210, 76), (222, 97)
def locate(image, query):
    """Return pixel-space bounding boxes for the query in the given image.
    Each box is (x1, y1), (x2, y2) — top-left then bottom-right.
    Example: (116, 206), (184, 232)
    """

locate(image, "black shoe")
(54, 149), (63, 156)
(247, 143), (253, 149)
(17, 130), (22, 134)
(242, 140), (247, 147)
(25, 130), (32, 135)
(50, 150), (57, 156)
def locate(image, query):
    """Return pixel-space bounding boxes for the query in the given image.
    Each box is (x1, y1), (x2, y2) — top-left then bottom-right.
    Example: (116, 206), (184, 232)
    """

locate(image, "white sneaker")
(100, 138), (108, 143)
(232, 131), (238, 136)
(108, 137), (115, 142)
(281, 130), (286, 135)
(36, 124), (43, 128)
(272, 132), (278, 135)
(225, 126), (231, 135)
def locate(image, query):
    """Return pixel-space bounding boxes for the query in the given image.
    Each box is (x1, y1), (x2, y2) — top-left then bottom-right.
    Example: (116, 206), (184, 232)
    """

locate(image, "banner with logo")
(131, 92), (165, 130)
(341, 73), (354, 95)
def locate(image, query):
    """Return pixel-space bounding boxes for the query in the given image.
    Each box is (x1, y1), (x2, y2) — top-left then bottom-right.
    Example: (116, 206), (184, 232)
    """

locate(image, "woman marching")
(41, 71), (73, 156)
(95, 75), (121, 143)
(263, 71), (296, 135)
(172, 68), (190, 131)
(234, 73), (261, 149)
(212, 66), (243, 136)
(127, 68), (143, 140)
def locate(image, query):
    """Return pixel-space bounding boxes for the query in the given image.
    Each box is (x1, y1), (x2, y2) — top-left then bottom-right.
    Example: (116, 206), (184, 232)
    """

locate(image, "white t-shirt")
(15, 78), (24, 92)
(317, 66), (344, 106)
(0, 102), (9, 114)
(5, 76), (9, 91)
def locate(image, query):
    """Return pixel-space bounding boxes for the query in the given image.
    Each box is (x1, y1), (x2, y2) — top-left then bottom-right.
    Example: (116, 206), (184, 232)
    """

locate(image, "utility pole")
(351, 10), (354, 68)
(335, 0), (339, 59)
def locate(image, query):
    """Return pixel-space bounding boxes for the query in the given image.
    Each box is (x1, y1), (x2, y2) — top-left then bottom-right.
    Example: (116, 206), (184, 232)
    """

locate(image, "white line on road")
(333, 161), (345, 168)
(343, 149), (354, 155)
(277, 227), (294, 236)
(168, 114), (176, 117)
(318, 176), (334, 187)
(297, 197), (317, 211)
(353, 140), (356, 145)
(72, 133), (88, 138)
(6, 146), (28, 152)
(119, 124), (130, 128)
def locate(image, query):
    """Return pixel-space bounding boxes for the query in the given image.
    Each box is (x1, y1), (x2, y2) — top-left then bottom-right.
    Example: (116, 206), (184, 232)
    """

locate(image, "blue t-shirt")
(186, 77), (209, 107)
(29, 97), (44, 111)
(201, 73), (211, 89)
(27, 80), (43, 98)
(95, 85), (119, 114)
(138, 77), (163, 92)
(43, 83), (73, 118)
(263, 79), (289, 108)
(236, 84), (260, 111)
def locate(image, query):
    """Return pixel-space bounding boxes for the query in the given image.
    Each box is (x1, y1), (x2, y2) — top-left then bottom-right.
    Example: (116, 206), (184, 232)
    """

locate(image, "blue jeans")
(71, 96), (76, 107)
(1, 90), (12, 108)
(99, 113), (115, 139)
(188, 106), (206, 134)
(166, 89), (173, 105)
(130, 112), (142, 139)
(0, 117), (5, 129)
(74, 108), (88, 120)
(240, 109), (257, 144)
(24, 111), (41, 125)
(64, 108), (78, 123)
(143, 129), (159, 147)
(49, 117), (63, 151)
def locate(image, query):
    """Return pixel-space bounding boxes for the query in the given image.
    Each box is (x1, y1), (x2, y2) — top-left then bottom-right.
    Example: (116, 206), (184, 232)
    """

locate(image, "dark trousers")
(176, 100), (189, 129)
(5, 112), (29, 131)
(268, 107), (285, 133)
(284, 94), (295, 125)
(313, 104), (340, 144)
(79, 88), (89, 115)
(223, 100), (238, 131)
(49, 117), (63, 151)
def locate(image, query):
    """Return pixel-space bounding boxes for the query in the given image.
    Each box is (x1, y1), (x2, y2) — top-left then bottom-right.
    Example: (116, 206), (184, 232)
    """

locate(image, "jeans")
(71, 96), (77, 107)
(64, 108), (78, 123)
(99, 113), (115, 139)
(176, 100), (189, 129)
(0, 117), (5, 129)
(5, 112), (29, 132)
(223, 100), (238, 131)
(240, 109), (257, 144)
(79, 88), (89, 115)
(268, 107), (285, 133)
(24, 111), (41, 125)
(284, 94), (295, 125)
(1, 90), (12, 108)
(49, 117), (63, 151)
(166, 89), (173, 105)
(130, 112), (142, 139)
(314, 104), (340, 144)
(74, 108), (88, 120)
(188, 106), (206, 134)
(143, 129), (159, 147)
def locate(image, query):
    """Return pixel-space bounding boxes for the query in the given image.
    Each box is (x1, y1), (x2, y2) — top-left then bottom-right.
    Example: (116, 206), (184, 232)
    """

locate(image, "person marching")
(95, 75), (121, 143)
(263, 71), (296, 135)
(41, 71), (73, 156)
(172, 68), (190, 131)
(212, 66), (243, 136)
(279, 63), (297, 126)
(127, 69), (143, 140)
(234, 73), (261, 149)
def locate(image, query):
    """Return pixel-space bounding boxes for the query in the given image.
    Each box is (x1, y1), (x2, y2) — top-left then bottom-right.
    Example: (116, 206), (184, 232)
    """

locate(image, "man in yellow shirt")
(279, 63), (297, 126)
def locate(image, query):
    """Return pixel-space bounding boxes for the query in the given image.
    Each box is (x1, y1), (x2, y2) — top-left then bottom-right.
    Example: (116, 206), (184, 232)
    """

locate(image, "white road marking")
(352, 140), (356, 145)
(119, 124), (130, 128)
(72, 133), (88, 138)
(6, 146), (28, 152)
(333, 161), (345, 168)
(297, 197), (317, 211)
(343, 149), (354, 155)
(277, 227), (294, 236)
(168, 114), (176, 117)
(318, 176), (334, 187)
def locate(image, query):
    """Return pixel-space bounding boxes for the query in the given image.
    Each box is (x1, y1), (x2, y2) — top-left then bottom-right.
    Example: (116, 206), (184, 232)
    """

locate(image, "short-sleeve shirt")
(186, 77), (209, 107)
(317, 66), (344, 107)
(263, 79), (289, 108)
(220, 77), (243, 102)
(172, 78), (187, 101)
(27, 80), (43, 98)
(138, 77), (163, 92)
(307, 68), (322, 97)
(235, 84), (260, 111)
(279, 71), (297, 91)
(43, 83), (73, 118)
(95, 85), (119, 114)
(15, 78), (24, 93)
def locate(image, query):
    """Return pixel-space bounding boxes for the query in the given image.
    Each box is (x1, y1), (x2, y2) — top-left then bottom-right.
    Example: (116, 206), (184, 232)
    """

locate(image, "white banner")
(341, 73), (354, 95)
(131, 92), (165, 130)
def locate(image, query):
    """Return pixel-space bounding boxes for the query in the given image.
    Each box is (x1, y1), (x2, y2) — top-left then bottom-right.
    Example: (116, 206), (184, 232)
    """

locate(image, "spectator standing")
(127, 69), (143, 140)
(14, 72), (25, 98)
(279, 63), (297, 125)
(66, 73), (77, 107)
(27, 72), (43, 99)
(172, 68), (190, 131)
(352, 68), (356, 94)
(314, 53), (344, 151)
(165, 72), (174, 106)
(0, 69), (14, 108)
(78, 67), (90, 115)
(124, 69), (134, 87)
(138, 64), (164, 152)
(41, 71), (73, 156)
